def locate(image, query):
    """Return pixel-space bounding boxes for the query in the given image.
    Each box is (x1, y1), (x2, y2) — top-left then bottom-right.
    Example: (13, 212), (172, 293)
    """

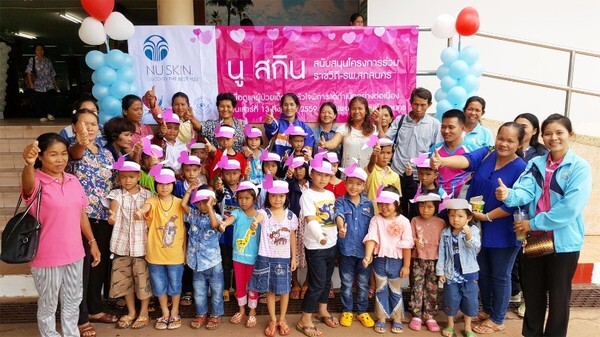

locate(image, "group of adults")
(22, 84), (590, 337)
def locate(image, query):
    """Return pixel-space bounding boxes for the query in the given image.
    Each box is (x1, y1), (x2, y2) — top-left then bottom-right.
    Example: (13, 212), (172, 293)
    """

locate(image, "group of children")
(100, 93), (482, 337)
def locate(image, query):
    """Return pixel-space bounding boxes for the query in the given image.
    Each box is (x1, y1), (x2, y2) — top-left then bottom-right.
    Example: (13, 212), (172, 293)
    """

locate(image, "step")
(0, 187), (20, 208)
(0, 119), (67, 140)
(0, 169), (21, 187)
(0, 153), (24, 170)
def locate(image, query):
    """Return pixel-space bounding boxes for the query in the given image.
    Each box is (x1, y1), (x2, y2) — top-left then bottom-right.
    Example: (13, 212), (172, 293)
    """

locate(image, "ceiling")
(0, 0), (159, 58)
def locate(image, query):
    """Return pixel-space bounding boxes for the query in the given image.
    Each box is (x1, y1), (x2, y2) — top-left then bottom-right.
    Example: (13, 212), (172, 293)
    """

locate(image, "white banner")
(128, 26), (218, 123)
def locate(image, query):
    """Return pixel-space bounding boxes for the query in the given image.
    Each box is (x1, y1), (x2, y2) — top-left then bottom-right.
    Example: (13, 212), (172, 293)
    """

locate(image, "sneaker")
(47, 114), (55, 121)
(517, 303), (526, 318)
(340, 312), (353, 327)
(510, 292), (522, 303)
(39, 117), (48, 122)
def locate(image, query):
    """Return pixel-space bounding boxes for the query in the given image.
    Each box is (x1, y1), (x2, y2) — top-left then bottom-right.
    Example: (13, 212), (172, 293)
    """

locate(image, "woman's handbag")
(1, 187), (42, 264)
(523, 230), (555, 258)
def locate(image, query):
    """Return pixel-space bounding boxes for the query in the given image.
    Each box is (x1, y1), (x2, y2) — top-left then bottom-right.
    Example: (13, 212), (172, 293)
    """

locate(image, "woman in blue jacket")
(496, 114), (592, 337)
(264, 93), (315, 157)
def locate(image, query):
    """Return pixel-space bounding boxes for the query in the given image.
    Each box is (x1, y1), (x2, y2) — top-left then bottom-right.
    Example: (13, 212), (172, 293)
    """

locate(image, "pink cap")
(262, 173), (289, 194)
(282, 124), (308, 137)
(411, 153), (431, 168)
(310, 153), (334, 175)
(111, 156), (141, 172)
(325, 152), (339, 164)
(339, 159), (367, 181)
(259, 149), (281, 162)
(215, 124), (235, 139)
(149, 164), (176, 184)
(285, 155), (306, 169)
(236, 181), (259, 195)
(191, 189), (216, 203)
(375, 185), (401, 204)
(157, 108), (180, 124)
(244, 125), (263, 138)
(177, 151), (201, 166)
(141, 136), (164, 158)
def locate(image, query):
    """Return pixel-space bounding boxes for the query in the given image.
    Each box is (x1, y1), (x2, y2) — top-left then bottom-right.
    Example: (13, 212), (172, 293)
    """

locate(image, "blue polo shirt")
(334, 194), (374, 258)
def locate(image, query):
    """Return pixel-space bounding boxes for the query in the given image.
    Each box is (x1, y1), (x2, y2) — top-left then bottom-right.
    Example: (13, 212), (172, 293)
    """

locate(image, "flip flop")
(462, 330), (478, 337)
(391, 321), (403, 334)
(116, 315), (135, 329)
(317, 315), (339, 328)
(442, 326), (457, 337)
(78, 322), (97, 337)
(374, 321), (386, 334)
(296, 323), (322, 337)
(131, 315), (149, 329)
(473, 320), (505, 334)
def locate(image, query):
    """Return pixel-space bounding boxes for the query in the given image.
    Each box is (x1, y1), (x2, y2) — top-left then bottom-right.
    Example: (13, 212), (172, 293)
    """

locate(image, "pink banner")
(216, 26), (418, 123)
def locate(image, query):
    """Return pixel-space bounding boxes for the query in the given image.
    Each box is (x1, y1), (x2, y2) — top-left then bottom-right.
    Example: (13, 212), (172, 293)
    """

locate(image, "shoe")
(47, 114), (55, 121)
(517, 303), (526, 318)
(356, 313), (375, 328)
(425, 319), (440, 332)
(40, 117), (48, 122)
(510, 292), (522, 303)
(408, 317), (422, 331)
(340, 312), (353, 327)
(223, 289), (230, 302)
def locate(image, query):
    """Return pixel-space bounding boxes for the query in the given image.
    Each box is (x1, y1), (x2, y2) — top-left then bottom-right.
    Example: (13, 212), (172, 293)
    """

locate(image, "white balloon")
(78, 17), (106, 46)
(432, 13), (457, 39)
(104, 12), (135, 41)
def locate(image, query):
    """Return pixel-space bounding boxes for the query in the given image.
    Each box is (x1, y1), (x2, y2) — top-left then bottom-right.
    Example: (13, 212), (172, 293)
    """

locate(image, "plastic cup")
(513, 210), (529, 241)
(470, 200), (485, 213)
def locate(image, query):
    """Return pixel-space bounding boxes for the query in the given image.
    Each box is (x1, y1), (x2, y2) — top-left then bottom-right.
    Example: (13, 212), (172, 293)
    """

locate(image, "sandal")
(265, 320), (278, 337)
(181, 293), (193, 306)
(78, 322), (97, 337)
(246, 315), (257, 328)
(131, 315), (149, 329)
(425, 319), (440, 332)
(290, 286), (301, 300)
(296, 322), (322, 337)
(476, 312), (490, 322)
(462, 330), (478, 337)
(374, 321), (387, 334)
(230, 312), (246, 324)
(300, 285), (309, 299)
(190, 314), (207, 329)
(473, 319), (505, 334)
(317, 315), (339, 328)
(408, 317), (422, 331)
(391, 321), (403, 334)
(206, 316), (222, 330)
(279, 320), (291, 336)
(116, 315), (135, 329)
(442, 326), (457, 337)
(89, 312), (119, 324)
(167, 315), (182, 330)
(155, 316), (169, 330)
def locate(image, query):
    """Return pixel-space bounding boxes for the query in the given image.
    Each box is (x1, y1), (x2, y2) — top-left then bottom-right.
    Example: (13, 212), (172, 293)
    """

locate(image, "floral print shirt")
(69, 144), (115, 220)
(25, 57), (56, 92)
(200, 118), (246, 152)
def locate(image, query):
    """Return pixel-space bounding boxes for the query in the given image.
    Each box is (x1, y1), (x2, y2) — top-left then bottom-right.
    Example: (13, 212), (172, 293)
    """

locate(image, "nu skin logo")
(143, 35), (169, 61)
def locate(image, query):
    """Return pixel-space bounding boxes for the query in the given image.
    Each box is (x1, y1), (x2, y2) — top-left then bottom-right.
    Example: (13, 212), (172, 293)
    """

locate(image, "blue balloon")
(460, 74), (480, 92)
(106, 49), (126, 70)
(129, 83), (139, 96)
(436, 65), (450, 80)
(99, 111), (114, 125)
(101, 96), (122, 117)
(466, 91), (479, 99)
(91, 71), (100, 84)
(441, 47), (460, 66)
(122, 53), (134, 68)
(434, 88), (447, 102)
(447, 86), (468, 105)
(110, 80), (131, 99)
(449, 60), (469, 79)
(435, 99), (453, 118)
(85, 50), (106, 70)
(470, 62), (484, 77)
(116, 67), (135, 83)
(96, 66), (118, 86)
(440, 76), (458, 91)
(92, 84), (110, 100)
(459, 46), (480, 66)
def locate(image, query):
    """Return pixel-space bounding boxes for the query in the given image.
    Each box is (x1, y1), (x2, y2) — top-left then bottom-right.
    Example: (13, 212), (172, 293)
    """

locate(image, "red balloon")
(81, 0), (114, 22)
(455, 7), (480, 36)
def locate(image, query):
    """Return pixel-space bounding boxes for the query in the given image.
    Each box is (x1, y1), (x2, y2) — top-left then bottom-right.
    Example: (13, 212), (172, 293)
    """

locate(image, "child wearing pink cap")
(366, 138), (401, 214)
(243, 125), (266, 185)
(138, 136), (165, 195)
(362, 185), (414, 334)
(152, 109), (187, 172)
(206, 124), (247, 188)
(134, 165), (188, 330)
(107, 157), (154, 329)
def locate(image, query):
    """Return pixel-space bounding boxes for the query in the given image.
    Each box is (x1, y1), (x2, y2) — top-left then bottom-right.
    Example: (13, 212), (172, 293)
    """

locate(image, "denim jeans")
(338, 254), (371, 313)
(301, 246), (337, 313)
(147, 263), (184, 297)
(478, 247), (519, 324)
(373, 257), (404, 322)
(193, 263), (224, 317)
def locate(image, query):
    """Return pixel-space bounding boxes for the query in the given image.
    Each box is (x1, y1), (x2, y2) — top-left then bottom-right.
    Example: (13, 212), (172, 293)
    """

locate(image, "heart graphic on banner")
(283, 26), (302, 41)
(310, 33), (321, 43)
(267, 28), (279, 40)
(230, 29), (245, 43)
(342, 32), (356, 44)
(327, 33), (336, 40)
(200, 30), (212, 44)
(374, 27), (386, 37)
(321, 28), (330, 37)
(193, 28), (201, 36)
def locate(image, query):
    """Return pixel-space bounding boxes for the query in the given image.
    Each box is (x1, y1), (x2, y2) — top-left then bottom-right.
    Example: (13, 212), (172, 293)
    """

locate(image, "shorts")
(109, 256), (153, 300)
(443, 280), (479, 317)
(248, 255), (291, 295)
(147, 263), (184, 297)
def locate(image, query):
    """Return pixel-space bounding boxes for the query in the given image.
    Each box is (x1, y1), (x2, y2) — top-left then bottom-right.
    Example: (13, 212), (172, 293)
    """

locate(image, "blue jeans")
(147, 263), (184, 296)
(478, 247), (519, 324)
(338, 254), (371, 313)
(193, 263), (224, 317)
(301, 246), (337, 313)
(373, 257), (404, 322)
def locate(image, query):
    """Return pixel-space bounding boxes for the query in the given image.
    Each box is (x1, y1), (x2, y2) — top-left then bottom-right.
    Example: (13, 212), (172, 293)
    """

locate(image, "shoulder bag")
(1, 187), (43, 264)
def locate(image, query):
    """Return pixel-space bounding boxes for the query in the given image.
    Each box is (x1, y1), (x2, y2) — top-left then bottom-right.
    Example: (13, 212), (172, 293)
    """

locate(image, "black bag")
(1, 187), (42, 264)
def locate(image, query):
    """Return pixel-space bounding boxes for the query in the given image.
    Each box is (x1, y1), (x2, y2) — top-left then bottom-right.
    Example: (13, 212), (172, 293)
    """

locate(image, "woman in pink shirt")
(22, 133), (100, 337)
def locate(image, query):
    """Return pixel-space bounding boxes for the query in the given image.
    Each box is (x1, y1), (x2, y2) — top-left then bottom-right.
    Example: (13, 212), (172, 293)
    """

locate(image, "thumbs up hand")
(23, 140), (40, 165)
(496, 178), (510, 201)
(144, 85), (157, 108)
(430, 148), (443, 170)
(338, 223), (348, 238)
(318, 135), (327, 149)
(265, 107), (275, 125)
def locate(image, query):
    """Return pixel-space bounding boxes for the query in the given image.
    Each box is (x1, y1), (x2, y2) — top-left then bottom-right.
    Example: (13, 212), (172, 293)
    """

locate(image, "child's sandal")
(190, 314), (207, 329)
(230, 312), (246, 324)
(206, 316), (222, 330)
(265, 320), (278, 337)
(246, 315), (257, 328)
(279, 320), (291, 336)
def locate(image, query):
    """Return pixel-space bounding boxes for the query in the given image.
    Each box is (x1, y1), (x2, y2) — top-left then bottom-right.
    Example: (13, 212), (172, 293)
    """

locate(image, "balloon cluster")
(78, 0), (137, 125)
(431, 7), (483, 118)
(0, 42), (10, 118)
(86, 49), (136, 124)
